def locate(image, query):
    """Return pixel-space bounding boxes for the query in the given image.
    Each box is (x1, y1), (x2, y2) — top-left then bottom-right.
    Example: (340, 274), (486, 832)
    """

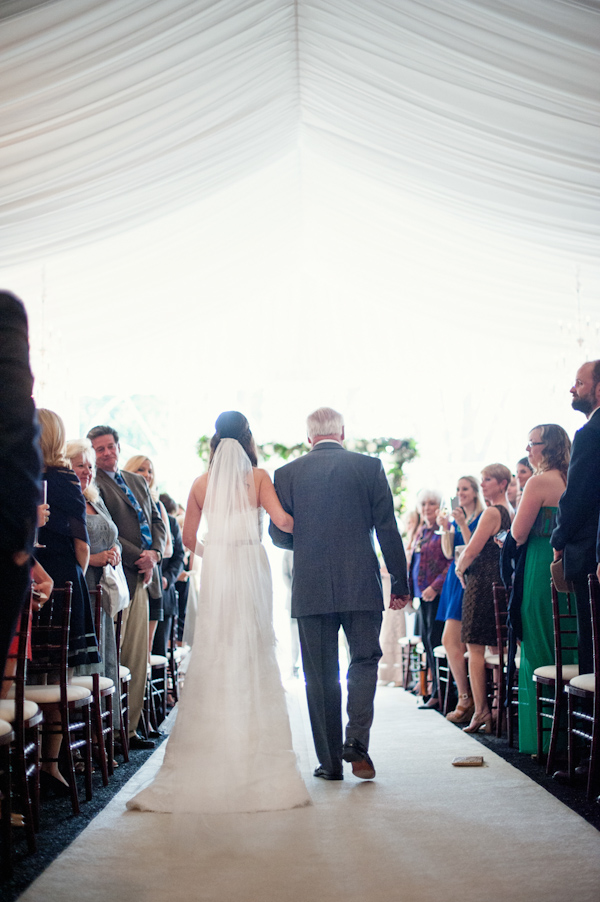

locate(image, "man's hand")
(135, 549), (159, 579)
(421, 586), (437, 602)
(389, 594), (412, 611)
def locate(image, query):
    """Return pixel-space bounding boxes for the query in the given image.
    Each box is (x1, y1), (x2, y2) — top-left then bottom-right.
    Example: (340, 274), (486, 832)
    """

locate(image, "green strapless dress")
(517, 507), (576, 754)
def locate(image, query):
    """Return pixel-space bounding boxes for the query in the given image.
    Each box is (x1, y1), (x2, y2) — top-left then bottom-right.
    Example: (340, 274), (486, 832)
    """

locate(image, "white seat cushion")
(534, 664), (579, 681)
(433, 645), (447, 659)
(119, 665), (131, 680)
(173, 646), (190, 663)
(149, 654), (167, 668)
(0, 699), (39, 723)
(0, 719), (13, 739)
(24, 684), (92, 704)
(569, 674), (595, 693)
(398, 637), (419, 647)
(71, 676), (114, 691)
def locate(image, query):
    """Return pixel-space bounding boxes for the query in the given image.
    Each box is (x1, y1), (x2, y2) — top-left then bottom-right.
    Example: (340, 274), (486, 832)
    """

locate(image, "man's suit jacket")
(552, 408), (600, 582)
(95, 468), (166, 599)
(0, 292), (41, 557)
(161, 515), (185, 618)
(269, 442), (409, 617)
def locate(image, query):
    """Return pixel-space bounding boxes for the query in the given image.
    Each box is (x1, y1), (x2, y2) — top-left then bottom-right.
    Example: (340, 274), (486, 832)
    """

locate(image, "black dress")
(461, 505), (512, 646)
(36, 467), (99, 668)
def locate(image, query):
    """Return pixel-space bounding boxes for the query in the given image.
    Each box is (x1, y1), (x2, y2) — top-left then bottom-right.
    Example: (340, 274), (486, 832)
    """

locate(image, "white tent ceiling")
(1, 0), (599, 499)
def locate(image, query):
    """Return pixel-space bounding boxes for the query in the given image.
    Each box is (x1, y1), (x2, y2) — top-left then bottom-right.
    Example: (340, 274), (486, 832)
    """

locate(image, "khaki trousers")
(120, 579), (149, 738)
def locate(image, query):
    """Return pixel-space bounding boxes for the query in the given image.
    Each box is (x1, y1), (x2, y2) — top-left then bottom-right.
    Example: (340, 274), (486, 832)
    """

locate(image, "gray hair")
(306, 407), (344, 441)
(65, 438), (99, 502)
(416, 488), (442, 510)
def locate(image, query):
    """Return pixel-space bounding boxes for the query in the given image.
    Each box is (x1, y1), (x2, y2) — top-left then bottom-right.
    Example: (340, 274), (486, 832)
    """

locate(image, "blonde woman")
(66, 439), (121, 703)
(456, 464), (513, 733)
(436, 476), (484, 723)
(123, 455), (172, 654)
(35, 410), (99, 791)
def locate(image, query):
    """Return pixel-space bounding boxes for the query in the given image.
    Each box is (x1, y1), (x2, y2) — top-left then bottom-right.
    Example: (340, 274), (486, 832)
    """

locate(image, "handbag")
(550, 558), (574, 595)
(99, 562), (130, 617)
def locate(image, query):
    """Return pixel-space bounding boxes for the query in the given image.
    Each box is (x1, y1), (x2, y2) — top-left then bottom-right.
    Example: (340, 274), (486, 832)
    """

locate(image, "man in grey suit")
(269, 407), (410, 781)
(87, 426), (166, 749)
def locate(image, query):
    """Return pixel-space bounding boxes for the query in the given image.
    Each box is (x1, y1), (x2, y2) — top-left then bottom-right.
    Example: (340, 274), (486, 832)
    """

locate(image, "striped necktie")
(114, 471), (153, 550)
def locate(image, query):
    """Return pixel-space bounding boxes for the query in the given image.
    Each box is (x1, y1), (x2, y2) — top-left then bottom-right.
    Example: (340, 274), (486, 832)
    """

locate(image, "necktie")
(114, 471), (153, 550)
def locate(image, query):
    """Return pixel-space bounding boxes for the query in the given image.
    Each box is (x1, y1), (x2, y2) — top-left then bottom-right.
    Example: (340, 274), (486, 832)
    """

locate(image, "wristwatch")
(154, 550), (162, 563)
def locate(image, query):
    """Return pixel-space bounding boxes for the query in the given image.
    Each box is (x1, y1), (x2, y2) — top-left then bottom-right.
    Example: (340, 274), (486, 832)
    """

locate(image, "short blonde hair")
(37, 408), (68, 468)
(65, 438), (99, 502)
(306, 407), (344, 441)
(481, 463), (512, 492)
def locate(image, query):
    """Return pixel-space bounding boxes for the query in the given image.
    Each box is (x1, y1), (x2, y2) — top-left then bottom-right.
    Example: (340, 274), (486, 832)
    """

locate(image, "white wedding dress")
(127, 439), (310, 814)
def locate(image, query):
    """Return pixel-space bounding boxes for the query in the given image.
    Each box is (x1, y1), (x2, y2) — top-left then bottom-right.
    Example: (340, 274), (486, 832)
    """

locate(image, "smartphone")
(450, 496), (459, 511)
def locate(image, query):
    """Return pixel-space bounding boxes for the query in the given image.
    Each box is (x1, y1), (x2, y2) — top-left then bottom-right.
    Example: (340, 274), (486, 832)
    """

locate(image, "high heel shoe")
(39, 770), (71, 797)
(446, 693), (475, 724)
(462, 712), (493, 734)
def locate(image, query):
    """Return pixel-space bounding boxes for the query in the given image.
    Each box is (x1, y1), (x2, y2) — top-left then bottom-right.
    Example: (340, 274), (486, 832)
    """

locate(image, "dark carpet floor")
(0, 735), (167, 902)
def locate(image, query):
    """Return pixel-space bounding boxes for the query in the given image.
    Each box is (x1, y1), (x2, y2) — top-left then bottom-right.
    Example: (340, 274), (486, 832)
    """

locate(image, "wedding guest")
(552, 360), (600, 674)
(436, 476), (484, 723)
(35, 410), (99, 789)
(152, 493), (185, 660)
(511, 425), (572, 754)
(87, 426), (166, 750)
(0, 291), (42, 685)
(456, 464), (513, 734)
(378, 509), (419, 685)
(507, 474), (519, 509)
(516, 457), (534, 490)
(410, 489), (450, 710)
(514, 457), (534, 508)
(66, 439), (121, 703)
(123, 455), (172, 655)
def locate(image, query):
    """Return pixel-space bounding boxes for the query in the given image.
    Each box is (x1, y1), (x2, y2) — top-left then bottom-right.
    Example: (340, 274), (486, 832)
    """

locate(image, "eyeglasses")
(526, 441), (544, 447)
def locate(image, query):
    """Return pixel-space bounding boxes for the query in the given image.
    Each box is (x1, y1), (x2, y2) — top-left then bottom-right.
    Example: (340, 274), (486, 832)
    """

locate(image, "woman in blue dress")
(436, 476), (484, 723)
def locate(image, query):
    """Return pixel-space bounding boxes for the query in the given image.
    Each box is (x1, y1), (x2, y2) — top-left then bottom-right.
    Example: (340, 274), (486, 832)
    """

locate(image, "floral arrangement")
(196, 434), (418, 515)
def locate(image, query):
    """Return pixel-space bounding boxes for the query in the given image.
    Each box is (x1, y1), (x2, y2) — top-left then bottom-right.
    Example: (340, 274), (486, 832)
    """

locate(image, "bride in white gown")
(128, 412), (311, 814)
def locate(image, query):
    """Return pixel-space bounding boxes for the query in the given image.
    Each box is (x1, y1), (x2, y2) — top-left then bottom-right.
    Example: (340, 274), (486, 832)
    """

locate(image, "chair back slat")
(28, 583), (73, 681)
(550, 581), (578, 677)
(589, 575), (600, 695)
(492, 583), (509, 667)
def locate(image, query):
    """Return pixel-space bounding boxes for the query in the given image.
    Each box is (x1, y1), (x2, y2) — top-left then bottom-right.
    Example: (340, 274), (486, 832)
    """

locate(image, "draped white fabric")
(0, 0), (599, 502)
(1, 0), (598, 263)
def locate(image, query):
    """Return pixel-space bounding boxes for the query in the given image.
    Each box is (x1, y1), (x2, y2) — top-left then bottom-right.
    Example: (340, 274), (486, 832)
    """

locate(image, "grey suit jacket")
(269, 442), (409, 617)
(95, 468), (166, 599)
(552, 408), (600, 582)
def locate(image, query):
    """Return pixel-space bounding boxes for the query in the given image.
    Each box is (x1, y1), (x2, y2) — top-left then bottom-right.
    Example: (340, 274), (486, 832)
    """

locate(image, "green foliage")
(196, 434), (418, 514)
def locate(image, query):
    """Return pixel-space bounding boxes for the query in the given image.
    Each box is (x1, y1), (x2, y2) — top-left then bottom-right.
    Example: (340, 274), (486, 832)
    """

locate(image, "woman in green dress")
(510, 424), (572, 754)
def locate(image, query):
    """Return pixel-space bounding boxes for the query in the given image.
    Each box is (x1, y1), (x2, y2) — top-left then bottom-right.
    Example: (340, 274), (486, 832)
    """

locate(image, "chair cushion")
(71, 676), (114, 691)
(398, 637), (419, 647)
(569, 674), (595, 693)
(149, 654), (167, 668)
(0, 719), (13, 739)
(433, 645), (447, 659)
(24, 685), (92, 704)
(173, 647), (189, 663)
(534, 664), (579, 681)
(0, 699), (39, 723)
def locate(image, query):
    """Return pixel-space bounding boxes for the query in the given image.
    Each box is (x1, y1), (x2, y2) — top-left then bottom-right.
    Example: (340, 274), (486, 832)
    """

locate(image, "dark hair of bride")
(209, 411), (258, 467)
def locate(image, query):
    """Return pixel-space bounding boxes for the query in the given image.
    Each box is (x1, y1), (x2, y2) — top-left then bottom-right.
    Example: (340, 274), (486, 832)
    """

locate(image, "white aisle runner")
(19, 685), (600, 902)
